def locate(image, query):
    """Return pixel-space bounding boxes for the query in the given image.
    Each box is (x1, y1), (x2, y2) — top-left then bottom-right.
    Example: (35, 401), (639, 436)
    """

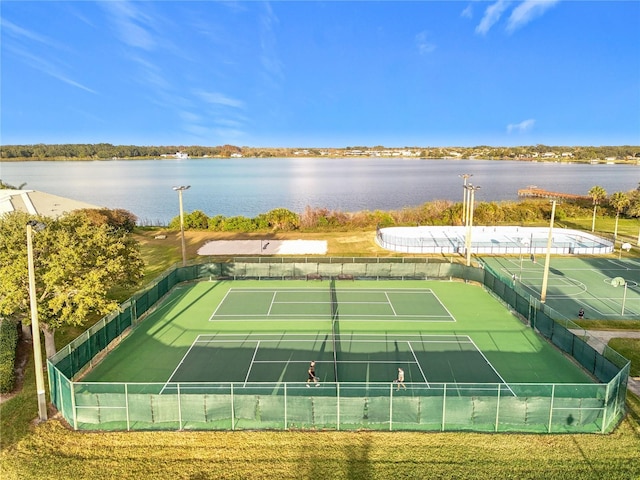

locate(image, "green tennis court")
(211, 287), (455, 323)
(161, 333), (506, 389)
(482, 256), (640, 320)
(83, 279), (593, 388)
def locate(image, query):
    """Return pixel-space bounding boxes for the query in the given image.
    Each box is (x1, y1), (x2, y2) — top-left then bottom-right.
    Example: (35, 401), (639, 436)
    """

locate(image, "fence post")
(548, 384), (556, 433)
(495, 383), (501, 432)
(177, 383), (183, 430)
(230, 383), (235, 431)
(70, 380), (78, 430)
(337, 383), (340, 431)
(125, 383), (130, 431)
(602, 380), (611, 434)
(442, 384), (447, 431)
(56, 370), (64, 420)
(389, 383), (393, 431)
(284, 383), (287, 430)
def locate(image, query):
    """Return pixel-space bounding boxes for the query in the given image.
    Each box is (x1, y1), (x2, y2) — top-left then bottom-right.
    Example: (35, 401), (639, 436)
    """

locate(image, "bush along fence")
(0, 319), (19, 393)
(47, 258), (629, 433)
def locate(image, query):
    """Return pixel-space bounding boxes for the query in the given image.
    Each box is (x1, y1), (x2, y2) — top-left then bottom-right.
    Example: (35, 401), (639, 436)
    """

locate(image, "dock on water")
(517, 186), (590, 201)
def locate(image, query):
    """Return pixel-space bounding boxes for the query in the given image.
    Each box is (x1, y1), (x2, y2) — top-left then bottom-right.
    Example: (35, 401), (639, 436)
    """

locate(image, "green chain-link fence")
(48, 258), (629, 433)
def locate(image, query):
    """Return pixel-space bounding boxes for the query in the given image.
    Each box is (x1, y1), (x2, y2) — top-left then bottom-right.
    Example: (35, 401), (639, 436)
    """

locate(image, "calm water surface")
(1, 158), (637, 225)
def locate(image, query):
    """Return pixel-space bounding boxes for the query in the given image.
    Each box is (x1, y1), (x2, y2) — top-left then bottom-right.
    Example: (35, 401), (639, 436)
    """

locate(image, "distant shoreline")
(1, 144), (638, 164)
(1, 156), (638, 165)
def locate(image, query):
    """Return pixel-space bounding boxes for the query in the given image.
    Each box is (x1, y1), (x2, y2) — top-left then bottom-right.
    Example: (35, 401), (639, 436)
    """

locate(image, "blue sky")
(2, 1), (639, 148)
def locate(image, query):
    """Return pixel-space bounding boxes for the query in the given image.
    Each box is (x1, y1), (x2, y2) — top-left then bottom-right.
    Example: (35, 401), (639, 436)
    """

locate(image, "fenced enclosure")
(376, 226), (614, 255)
(47, 257), (629, 433)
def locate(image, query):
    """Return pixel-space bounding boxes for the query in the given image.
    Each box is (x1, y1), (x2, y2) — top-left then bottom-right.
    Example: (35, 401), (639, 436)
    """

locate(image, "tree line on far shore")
(167, 186), (640, 233)
(1, 143), (639, 162)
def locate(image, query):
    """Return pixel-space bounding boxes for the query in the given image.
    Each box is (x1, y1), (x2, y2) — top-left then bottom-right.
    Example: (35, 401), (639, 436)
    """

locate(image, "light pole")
(540, 200), (556, 303)
(173, 185), (190, 266)
(465, 184), (480, 267)
(459, 174), (472, 226)
(591, 199), (599, 233)
(26, 220), (47, 422)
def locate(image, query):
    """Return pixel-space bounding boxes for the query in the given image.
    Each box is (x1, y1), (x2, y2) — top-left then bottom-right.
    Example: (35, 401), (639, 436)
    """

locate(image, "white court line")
(197, 338), (471, 344)
(384, 292), (398, 316)
(466, 336), (516, 397)
(252, 359), (406, 365)
(207, 315), (455, 323)
(407, 341), (430, 387)
(160, 335), (204, 394)
(432, 293), (457, 323)
(608, 258), (638, 270)
(209, 289), (233, 321)
(222, 288), (435, 293)
(244, 341), (261, 387)
(267, 292), (277, 316)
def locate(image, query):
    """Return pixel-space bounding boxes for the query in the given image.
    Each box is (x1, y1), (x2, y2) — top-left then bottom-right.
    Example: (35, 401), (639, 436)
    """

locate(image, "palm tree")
(588, 186), (607, 232)
(608, 191), (630, 239)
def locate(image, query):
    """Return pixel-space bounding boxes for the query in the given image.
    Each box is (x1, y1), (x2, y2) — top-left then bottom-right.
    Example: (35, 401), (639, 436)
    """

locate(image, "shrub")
(222, 216), (258, 231)
(0, 319), (19, 393)
(184, 210), (209, 229)
(78, 208), (138, 232)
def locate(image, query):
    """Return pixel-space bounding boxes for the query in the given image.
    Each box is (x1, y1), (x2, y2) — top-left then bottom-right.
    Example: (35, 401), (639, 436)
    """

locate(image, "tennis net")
(329, 279), (340, 382)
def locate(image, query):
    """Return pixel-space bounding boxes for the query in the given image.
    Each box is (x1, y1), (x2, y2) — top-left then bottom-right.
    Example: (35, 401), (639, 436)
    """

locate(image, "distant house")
(0, 190), (101, 218)
(160, 151), (190, 159)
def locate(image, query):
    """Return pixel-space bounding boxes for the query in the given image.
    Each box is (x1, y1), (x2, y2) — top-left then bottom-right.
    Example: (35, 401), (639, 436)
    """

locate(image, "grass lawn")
(609, 338), (640, 377)
(0, 416), (639, 480)
(2, 225), (640, 479)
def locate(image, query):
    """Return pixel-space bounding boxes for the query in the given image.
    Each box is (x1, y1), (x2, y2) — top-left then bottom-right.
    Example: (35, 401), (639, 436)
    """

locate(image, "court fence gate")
(47, 257), (630, 433)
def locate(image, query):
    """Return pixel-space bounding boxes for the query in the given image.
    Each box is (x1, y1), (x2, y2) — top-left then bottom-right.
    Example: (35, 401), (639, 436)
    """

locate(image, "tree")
(263, 208), (300, 231)
(0, 210), (144, 357)
(588, 185), (607, 232)
(626, 190), (640, 218)
(608, 191), (630, 239)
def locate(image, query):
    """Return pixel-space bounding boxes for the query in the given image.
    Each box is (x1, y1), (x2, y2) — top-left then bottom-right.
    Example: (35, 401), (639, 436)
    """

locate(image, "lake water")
(1, 158), (637, 225)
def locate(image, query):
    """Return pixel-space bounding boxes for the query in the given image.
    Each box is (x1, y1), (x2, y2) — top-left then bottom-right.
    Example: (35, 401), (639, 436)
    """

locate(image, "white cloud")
(461, 4), (473, 19)
(193, 90), (245, 109)
(476, 0), (511, 35)
(101, 1), (157, 51)
(259, 3), (284, 87)
(1, 18), (57, 46)
(1, 18), (96, 93)
(179, 111), (202, 124)
(415, 31), (436, 55)
(4, 42), (96, 94)
(507, 119), (536, 133)
(507, 0), (560, 33)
